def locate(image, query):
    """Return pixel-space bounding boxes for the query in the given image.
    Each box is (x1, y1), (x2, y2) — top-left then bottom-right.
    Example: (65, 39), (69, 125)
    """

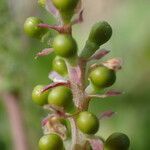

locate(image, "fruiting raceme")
(25, 0), (131, 149)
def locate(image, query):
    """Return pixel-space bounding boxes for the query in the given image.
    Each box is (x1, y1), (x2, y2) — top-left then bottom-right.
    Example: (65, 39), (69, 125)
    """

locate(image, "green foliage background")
(0, 0), (150, 149)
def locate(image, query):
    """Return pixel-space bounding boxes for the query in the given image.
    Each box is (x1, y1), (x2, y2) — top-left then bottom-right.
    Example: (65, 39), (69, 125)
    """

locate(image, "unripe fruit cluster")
(24, 0), (130, 149)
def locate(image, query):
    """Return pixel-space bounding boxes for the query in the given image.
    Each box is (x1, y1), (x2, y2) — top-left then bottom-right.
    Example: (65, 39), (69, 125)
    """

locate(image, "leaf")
(99, 110), (116, 120)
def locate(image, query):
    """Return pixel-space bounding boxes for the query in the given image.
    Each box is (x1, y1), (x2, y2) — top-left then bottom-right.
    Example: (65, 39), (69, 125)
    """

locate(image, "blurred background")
(0, 0), (150, 149)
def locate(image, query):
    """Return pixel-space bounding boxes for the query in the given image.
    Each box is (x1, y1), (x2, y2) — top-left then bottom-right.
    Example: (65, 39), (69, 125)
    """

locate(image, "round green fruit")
(89, 66), (116, 89)
(52, 57), (67, 76)
(24, 17), (47, 38)
(52, 0), (79, 11)
(53, 34), (77, 58)
(105, 132), (130, 150)
(76, 111), (99, 134)
(32, 85), (48, 106)
(48, 86), (73, 111)
(39, 134), (64, 150)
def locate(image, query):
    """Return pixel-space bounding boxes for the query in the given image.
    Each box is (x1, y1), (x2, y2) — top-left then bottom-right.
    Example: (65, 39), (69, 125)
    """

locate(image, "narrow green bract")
(80, 21), (112, 58)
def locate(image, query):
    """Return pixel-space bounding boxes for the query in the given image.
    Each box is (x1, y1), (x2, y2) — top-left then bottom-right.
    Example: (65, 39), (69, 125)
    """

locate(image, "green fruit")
(24, 17), (47, 38)
(88, 21), (112, 46)
(80, 21), (112, 58)
(89, 66), (116, 89)
(39, 134), (64, 150)
(105, 133), (130, 150)
(52, 57), (67, 76)
(32, 85), (48, 106)
(53, 34), (77, 58)
(76, 111), (99, 134)
(48, 86), (73, 111)
(38, 0), (46, 7)
(52, 0), (79, 11)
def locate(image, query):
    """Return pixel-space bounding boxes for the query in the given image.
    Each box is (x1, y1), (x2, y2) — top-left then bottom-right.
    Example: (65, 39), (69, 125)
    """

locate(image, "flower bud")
(88, 21), (112, 46)
(80, 21), (112, 58)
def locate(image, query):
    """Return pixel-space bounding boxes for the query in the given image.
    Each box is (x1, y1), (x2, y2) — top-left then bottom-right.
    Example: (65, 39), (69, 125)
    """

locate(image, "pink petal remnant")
(48, 71), (67, 82)
(90, 49), (110, 60)
(45, 0), (62, 23)
(74, 0), (82, 13)
(89, 138), (104, 150)
(72, 10), (84, 25)
(99, 110), (116, 120)
(68, 66), (81, 84)
(42, 115), (68, 140)
(35, 48), (53, 58)
(45, 0), (58, 16)
(89, 90), (122, 99)
(105, 90), (123, 97)
(102, 58), (123, 71)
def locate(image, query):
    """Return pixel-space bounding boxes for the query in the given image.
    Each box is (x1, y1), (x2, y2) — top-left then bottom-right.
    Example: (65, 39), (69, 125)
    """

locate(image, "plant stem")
(2, 92), (29, 150)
